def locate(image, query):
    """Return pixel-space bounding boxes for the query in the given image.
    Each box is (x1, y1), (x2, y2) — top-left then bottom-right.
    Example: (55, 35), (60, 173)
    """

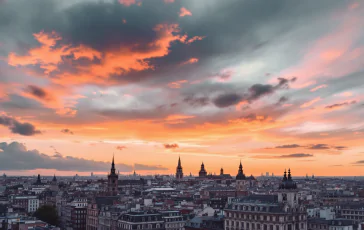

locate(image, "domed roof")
(248, 174), (256, 180)
(279, 169), (297, 190)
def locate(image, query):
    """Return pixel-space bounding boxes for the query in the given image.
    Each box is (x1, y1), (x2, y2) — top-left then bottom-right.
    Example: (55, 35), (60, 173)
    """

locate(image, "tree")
(33, 205), (59, 226)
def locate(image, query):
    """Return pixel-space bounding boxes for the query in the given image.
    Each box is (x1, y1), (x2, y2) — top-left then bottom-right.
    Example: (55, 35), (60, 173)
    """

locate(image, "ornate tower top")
(220, 167), (224, 175)
(176, 156), (183, 179)
(236, 160), (246, 180)
(52, 174), (57, 182)
(279, 168), (297, 190)
(110, 154), (116, 175)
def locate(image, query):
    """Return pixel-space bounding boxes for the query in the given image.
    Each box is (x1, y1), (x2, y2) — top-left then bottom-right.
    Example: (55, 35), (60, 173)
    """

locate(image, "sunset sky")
(0, 0), (363, 177)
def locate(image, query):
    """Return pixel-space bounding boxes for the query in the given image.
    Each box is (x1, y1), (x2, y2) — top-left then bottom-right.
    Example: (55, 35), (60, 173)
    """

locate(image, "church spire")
(176, 156), (183, 180)
(178, 156), (181, 168)
(288, 168), (292, 180)
(283, 169), (287, 181)
(110, 154), (116, 175)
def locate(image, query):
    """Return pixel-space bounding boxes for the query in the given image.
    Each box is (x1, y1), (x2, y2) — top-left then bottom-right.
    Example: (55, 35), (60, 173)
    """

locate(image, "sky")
(0, 0), (363, 177)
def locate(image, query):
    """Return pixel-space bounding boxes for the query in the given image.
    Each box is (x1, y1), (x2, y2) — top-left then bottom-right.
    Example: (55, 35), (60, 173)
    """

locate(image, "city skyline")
(0, 0), (364, 177)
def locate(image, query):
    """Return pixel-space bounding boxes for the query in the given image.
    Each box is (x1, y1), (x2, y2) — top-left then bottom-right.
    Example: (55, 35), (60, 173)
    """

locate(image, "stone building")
(225, 169), (308, 230)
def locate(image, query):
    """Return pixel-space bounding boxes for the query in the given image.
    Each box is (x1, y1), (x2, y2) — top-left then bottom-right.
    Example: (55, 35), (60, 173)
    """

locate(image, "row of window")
(226, 212), (306, 222)
(225, 222), (305, 230)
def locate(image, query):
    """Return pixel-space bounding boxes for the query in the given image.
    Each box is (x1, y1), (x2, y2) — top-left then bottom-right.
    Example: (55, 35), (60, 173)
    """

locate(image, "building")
(12, 196), (39, 213)
(117, 211), (164, 230)
(336, 203), (364, 224)
(60, 197), (88, 230)
(108, 155), (119, 196)
(176, 157), (183, 180)
(308, 219), (355, 230)
(86, 196), (119, 230)
(199, 162), (207, 177)
(235, 161), (256, 196)
(225, 169), (307, 230)
(160, 211), (185, 230)
(185, 215), (224, 230)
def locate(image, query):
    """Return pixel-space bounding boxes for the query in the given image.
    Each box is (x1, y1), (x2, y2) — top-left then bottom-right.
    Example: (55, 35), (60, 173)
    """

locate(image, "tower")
(51, 174), (59, 191)
(108, 155), (119, 196)
(236, 161), (248, 194)
(176, 156), (183, 180)
(199, 162), (207, 177)
(220, 167), (224, 175)
(278, 169), (298, 207)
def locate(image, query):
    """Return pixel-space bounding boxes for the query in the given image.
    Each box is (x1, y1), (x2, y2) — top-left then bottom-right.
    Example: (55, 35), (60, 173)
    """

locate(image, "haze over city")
(0, 0), (364, 177)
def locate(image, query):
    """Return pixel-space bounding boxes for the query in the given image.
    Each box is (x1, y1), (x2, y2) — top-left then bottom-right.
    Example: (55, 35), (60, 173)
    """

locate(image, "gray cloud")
(276, 96), (289, 105)
(325, 101), (357, 110)
(353, 160), (364, 165)
(134, 163), (168, 171)
(306, 144), (330, 150)
(252, 153), (313, 159)
(0, 142), (165, 172)
(275, 144), (302, 149)
(24, 85), (49, 101)
(277, 153), (313, 158)
(61, 128), (74, 135)
(213, 93), (242, 108)
(183, 96), (210, 107)
(212, 77), (295, 108)
(0, 115), (41, 136)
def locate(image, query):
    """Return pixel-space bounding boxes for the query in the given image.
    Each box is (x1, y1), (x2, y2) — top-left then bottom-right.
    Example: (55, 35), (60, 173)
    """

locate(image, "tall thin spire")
(110, 154), (116, 174)
(288, 168), (292, 180)
(283, 169), (287, 181)
(178, 156), (181, 167)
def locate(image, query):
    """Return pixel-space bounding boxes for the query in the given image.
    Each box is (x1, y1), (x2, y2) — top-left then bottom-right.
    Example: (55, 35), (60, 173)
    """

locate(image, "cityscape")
(0, 0), (364, 230)
(0, 157), (364, 230)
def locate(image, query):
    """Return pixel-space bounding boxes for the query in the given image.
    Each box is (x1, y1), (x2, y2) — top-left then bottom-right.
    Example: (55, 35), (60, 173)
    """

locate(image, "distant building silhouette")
(175, 156), (183, 180)
(107, 155), (118, 196)
(199, 162), (207, 177)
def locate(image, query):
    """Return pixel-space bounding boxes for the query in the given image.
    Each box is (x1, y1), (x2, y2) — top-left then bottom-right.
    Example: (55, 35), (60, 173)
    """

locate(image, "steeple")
(236, 160), (246, 180)
(283, 169), (287, 181)
(178, 156), (182, 168)
(220, 167), (224, 175)
(279, 168), (297, 190)
(107, 154), (118, 196)
(176, 156), (183, 180)
(52, 174), (57, 182)
(199, 161), (207, 177)
(110, 154), (116, 175)
(288, 168), (292, 180)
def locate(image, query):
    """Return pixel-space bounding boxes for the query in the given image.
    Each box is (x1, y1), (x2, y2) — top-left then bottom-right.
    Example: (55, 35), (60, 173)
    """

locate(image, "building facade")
(225, 169), (307, 230)
(117, 211), (164, 230)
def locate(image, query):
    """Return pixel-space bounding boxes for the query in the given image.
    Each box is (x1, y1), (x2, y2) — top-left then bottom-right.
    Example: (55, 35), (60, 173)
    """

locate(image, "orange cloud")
(9, 24), (195, 86)
(179, 7), (192, 17)
(300, 97), (321, 108)
(168, 80), (188, 89)
(165, 114), (195, 124)
(164, 0), (174, 3)
(310, 84), (327, 92)
(181, 58), (199, 65)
